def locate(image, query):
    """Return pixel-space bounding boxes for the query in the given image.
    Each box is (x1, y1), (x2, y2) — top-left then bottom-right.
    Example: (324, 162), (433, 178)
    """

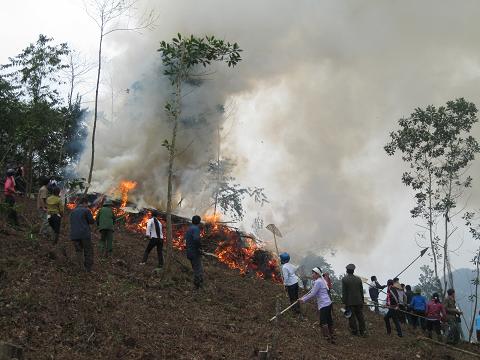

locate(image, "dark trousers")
(426, 320), (442, 339)
(398, 305), (407, 323)
(73, 238), (93, 272)
(286, 283), (300, 313)
(384, 308), (402, 336)
(371, 297), (380, 313)
(411, 310), (426, 330)
(99, 230), (113, 255)
(348, 305), (366, 335)
(142, 237), (164, 267)
(188, 255), (203, 288)
(4, 195), (18, 226)
(48, 214), (61, 244)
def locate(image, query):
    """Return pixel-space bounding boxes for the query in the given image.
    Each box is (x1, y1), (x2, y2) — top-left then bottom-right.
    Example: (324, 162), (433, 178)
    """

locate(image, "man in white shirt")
(140, 210), (164, 268)
(280, 252), (300, 314)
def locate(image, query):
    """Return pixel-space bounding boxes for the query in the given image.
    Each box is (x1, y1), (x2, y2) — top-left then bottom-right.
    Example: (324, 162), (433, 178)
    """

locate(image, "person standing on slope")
(96, 199), (116, 258)
(342, 263), (367, 336)
(384, 279), (403, 337)
(368, 275), (386, 314)
(46, 187), (64, 245)
(299, 267), (335, 343)
(425, 293), (446, 341)
(4, 168), (19, 226)
(409, 287), (427, 330)
(185, 215), (203, 289)
(280, 252), (300, 314)
(140, 210), (164, 268)
(69, 197), (95, 272)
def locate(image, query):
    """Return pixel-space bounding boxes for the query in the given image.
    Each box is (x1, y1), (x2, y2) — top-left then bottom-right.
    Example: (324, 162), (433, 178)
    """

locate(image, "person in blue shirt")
(185, 215), (203, 289)
(410, 287), (427, 330)
(476, 310), (480, 342)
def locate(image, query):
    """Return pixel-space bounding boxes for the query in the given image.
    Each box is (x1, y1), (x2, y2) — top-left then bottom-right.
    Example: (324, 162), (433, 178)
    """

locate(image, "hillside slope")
(1, 198), (479, 359)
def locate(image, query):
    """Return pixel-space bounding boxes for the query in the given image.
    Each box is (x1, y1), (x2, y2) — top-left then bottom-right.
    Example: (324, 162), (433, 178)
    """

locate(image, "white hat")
(312, 267), (322, 275)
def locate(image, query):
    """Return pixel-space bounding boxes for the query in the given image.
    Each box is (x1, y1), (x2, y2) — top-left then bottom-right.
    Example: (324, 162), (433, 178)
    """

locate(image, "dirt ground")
(1, 197), (480, 359)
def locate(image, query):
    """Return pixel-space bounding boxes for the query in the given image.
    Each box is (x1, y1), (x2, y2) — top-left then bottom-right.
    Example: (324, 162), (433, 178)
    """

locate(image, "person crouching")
(299, 267), (335, 343)
(280, 252), (300, 314)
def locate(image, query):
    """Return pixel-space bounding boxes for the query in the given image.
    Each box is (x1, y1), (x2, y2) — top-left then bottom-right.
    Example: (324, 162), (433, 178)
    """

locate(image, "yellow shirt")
(46, 195), (64, 215)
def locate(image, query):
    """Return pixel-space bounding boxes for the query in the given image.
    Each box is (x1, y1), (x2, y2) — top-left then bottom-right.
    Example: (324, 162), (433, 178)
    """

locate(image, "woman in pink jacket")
(425, 293), (446, 340)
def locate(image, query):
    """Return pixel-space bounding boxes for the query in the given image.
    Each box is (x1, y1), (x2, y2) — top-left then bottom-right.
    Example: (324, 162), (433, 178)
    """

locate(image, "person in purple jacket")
(299, 267), (335, 343)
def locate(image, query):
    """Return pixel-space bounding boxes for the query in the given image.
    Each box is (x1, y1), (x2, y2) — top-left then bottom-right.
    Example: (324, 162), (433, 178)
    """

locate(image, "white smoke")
(77, 0), (480, 262)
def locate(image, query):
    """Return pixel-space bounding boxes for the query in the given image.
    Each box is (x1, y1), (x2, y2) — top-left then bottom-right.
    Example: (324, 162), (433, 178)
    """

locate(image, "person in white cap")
(299, 267), (335, 343)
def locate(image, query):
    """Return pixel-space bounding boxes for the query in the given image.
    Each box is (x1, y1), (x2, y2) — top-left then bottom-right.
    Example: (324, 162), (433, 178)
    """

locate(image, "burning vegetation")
(67, 180), (281, 282)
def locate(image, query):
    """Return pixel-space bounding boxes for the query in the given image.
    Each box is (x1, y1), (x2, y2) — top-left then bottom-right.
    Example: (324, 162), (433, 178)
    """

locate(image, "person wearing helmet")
(425, 293), (446, 340)
(299, 267), (335, 343)
(409, 287), (427, 330)
(96, 199), (116, 257)
(342, 263), (367, 336)
(4, 168), (19, 226)
(445, 288), (464, 344)
(280, 252), (300, 314)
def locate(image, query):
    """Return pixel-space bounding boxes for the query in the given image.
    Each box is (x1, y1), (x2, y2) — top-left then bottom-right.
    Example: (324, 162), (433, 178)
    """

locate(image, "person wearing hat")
(425, 292), (446, 340)
(384, 279), (403, 337)
(96, 199), (116, 257)
(279, 252), (300, 314)
(409, 287), (427, 330)
(69, 197), (95, 272)
(299, 267), (335, 343)
(341, 263), (366, 336)
(140, 210), (164, 268)
(4, 168), (19, 226)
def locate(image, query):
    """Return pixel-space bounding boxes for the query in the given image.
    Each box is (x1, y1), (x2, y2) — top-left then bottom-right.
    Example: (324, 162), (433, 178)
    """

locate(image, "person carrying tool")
(69, 197), (95, 272)
(393, 278), (407, 323)
(96, 199), (116, 257)
(445, 288), (463, 344)
(425, 293), (446, 340)
(405, 285), (414, 325)
(384, 279), (403, 337)
(4, 168), (19, 226)
(368, 275), (386, 314)
(46, 187), (64, 245)
(185, 215), (203, 289)
(409, 287), (427, 330)
(280, 252), (300, 314)
(342, 263), (366, 336)
(299, 267), (335, 343)
(140, 210), (164, 268)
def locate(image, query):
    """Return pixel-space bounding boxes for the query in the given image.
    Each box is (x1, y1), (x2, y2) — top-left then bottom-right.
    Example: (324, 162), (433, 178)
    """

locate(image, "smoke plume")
(77, 0), (480, 259)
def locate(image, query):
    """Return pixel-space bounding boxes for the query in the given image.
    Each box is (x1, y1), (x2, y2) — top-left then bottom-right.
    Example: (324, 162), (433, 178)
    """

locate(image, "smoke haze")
(76, 0), (480, 263)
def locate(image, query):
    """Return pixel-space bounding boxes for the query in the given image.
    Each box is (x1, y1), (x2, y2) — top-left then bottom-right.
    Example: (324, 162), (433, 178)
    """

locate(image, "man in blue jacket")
(410, 287), (427, 330)
(70, 197), (95, 272)
(185, 215), (203, 289)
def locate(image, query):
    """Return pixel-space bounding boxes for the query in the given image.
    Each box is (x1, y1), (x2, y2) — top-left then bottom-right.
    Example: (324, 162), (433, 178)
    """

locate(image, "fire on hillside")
(67, 180), (281, 282)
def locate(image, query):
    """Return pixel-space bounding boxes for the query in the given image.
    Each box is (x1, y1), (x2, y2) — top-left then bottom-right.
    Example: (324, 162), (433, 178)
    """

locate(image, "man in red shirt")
(4, 169), (19, 226)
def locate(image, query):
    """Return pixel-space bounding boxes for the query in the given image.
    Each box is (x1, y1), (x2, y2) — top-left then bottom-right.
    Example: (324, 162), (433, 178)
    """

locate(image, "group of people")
(280, 253), (478, 345)
(3, 169), (204, 287)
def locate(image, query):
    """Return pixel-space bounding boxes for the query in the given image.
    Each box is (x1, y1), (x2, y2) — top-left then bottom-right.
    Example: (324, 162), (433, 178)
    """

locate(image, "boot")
(328, 325), (336, 344)
(321, 326), (330, 341)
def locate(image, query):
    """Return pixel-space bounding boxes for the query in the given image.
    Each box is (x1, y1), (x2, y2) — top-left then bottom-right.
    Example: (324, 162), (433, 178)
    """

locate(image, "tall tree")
(385, 105), (446, 285)
(434, 99), (479, 294)
(83, 0), (155, 194)
(464, 211), (480, 342)
(157, 34), (242, 276)
(1, 34), (69, 193)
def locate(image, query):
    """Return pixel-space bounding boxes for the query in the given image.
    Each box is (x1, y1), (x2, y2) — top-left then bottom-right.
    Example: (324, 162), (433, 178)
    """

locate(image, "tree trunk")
(85, 29), (104, 195)
(26, 140), (34, 196)
(428, 170), (440, 290)
(213, 124), (220, 216)
(468, 248), (480, 342)
(163, 76), (181, 277)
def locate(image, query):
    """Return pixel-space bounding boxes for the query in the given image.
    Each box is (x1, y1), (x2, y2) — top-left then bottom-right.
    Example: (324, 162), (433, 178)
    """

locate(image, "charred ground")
(1, 198), (479, 359)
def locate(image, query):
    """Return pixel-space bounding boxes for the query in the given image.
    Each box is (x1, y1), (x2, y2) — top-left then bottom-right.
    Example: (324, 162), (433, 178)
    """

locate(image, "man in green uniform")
(96, 199), (116, 257)
(342, 263), (366, 336)
(445, 288), (463, 344)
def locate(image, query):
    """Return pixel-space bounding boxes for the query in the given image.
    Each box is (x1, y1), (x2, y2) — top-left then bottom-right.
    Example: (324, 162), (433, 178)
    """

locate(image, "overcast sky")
(2, 0), (480, 288)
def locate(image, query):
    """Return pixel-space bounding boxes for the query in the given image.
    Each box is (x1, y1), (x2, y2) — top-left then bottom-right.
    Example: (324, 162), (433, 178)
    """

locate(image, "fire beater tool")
(268, 300), (299, 322)
(394, 247), (429, 279)
(266, 224), (282, 258)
